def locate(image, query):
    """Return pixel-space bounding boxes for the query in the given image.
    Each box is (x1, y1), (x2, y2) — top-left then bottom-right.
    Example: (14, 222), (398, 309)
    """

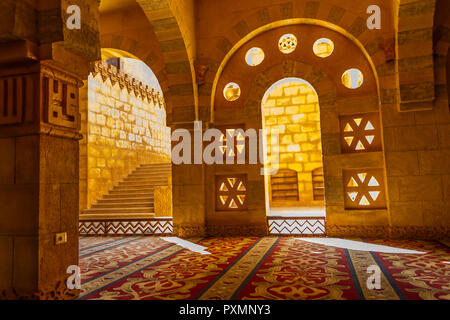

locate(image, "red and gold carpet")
(78, 236), (450, 300)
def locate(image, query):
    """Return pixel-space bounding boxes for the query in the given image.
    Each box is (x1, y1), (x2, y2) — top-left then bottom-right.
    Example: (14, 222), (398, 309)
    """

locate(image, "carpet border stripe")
(369, 252), (407, 300)
(193, 237), (263, 299)
(344, 249), (365, 300)
(230, 237), (280, 300)
(79, 237), (140, 257)
(196, 237), (279, 300)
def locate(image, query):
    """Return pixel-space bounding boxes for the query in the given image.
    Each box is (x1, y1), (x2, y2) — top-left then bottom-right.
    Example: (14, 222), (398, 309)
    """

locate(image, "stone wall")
(79, 61), (171, 211)
(262, 80), (323, 206)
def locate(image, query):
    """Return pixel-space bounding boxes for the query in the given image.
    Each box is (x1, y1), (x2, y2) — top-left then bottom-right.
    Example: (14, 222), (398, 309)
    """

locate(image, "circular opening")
(341, 68), (364, 89)
(245, 47), (265, 66)
(313, 38), (334, 58)
(223, 82), (241, 101)
(278, 34), (298, 54)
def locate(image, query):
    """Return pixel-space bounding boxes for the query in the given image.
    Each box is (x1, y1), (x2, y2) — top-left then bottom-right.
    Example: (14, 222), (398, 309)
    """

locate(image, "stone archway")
(136, 0), (197, 124)
(98, 1), (200, 238)
(210, 22), (388, 238)
(261, 77), (326, 235)
(78, 56), (171, 215)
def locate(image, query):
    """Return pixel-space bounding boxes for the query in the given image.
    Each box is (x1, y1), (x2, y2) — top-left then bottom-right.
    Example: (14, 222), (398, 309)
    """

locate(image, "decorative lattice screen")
(215, 125), (247, 160)
(340, 113), (381, 153)
(215, 174), (248, 211)
(343, 168), (386, 209)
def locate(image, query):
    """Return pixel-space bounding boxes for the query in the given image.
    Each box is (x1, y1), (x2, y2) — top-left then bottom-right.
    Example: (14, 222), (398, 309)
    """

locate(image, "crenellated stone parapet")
(91, 60), (165, 109)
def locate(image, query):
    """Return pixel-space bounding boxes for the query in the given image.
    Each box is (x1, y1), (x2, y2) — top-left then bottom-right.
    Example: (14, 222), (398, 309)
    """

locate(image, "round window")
(245, 47), (265, 66)
(278, 34), (298, 54)
(341, 68), (364, 89)
(223, 82), (241, 101)
(313, 38), (334, 58)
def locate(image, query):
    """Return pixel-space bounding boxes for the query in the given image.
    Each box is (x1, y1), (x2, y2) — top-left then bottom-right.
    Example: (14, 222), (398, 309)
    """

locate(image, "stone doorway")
(261, 78), (325, 235)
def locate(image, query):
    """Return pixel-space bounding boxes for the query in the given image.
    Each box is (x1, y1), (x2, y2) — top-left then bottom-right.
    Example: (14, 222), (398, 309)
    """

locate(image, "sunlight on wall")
(262, 78), (323, 206)
(85, 59), (171, 206)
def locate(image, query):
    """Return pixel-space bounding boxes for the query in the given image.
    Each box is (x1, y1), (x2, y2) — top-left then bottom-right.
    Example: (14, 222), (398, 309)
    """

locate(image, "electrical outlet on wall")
(55, 232), (67, 245)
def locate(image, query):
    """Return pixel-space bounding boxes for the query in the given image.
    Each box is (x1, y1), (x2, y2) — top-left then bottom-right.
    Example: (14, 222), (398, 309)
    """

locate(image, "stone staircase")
(81, 163), (172, 220)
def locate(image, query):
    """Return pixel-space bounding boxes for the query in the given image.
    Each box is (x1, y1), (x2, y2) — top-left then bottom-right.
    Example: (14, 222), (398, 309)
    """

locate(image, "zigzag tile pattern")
(268, 217), (325, 235)
(79, 219), (173, 236)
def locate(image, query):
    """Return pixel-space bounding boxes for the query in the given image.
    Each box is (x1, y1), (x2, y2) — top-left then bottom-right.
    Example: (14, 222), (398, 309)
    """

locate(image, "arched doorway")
(78, 56), (173, 236)
(261, 78), (325, 234)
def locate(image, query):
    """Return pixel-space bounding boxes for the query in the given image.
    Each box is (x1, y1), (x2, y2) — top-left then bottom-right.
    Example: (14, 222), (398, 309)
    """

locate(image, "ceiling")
(99, 0), (138, 13)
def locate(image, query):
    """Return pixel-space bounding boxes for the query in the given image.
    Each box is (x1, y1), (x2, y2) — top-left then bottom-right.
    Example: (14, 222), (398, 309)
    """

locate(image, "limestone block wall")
(262, 80), (323, 207)
(154, 187), (173, 217)
(79, 61), (171, 211)
(382, 56), (450, 238)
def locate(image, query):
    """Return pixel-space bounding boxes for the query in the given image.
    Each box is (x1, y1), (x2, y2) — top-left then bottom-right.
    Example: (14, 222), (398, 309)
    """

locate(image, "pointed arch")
(136, 0), (197, 123)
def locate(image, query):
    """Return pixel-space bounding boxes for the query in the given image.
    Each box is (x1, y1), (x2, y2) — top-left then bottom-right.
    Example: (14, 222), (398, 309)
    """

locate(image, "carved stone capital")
(0, 61), (84, 140)
(195, 62), (209, 86)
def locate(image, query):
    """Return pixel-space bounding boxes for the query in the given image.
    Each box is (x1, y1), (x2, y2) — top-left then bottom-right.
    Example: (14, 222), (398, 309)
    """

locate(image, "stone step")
(99, 196), (154, 202)
(123, 180), (168, 185)
(109, 188), (155, 194)
(91, 202), (153, 209)
(131, 168), (172, 174)
(124, 175), (169, 180)
(113, 184), (157, 189)
(136, 165), (171, 168)
(87, 163), (171, 216)
(114, 181), (167, 189)
(139, 163), (171, 168)
(129, 170), (171, 174)
(119, 181), (167, 186)
(137, 168), (171, 172)
(125, 175), (169, 180)
(80, 212), (155, 220)
(84, 207), (154, 214)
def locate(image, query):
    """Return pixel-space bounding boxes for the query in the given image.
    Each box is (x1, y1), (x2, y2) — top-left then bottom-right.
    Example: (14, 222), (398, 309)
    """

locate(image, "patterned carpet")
(78, 236), (450, 300)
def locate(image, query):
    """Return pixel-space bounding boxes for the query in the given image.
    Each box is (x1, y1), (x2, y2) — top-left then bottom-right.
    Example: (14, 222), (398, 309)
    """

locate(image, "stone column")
(171, 123), (206, 237)
(0, 0), (100, 299)
(0, 58), (86, 298)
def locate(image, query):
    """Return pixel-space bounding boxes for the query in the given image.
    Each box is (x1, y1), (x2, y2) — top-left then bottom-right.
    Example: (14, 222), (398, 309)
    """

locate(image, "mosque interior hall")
(0, 0), (449, 300)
